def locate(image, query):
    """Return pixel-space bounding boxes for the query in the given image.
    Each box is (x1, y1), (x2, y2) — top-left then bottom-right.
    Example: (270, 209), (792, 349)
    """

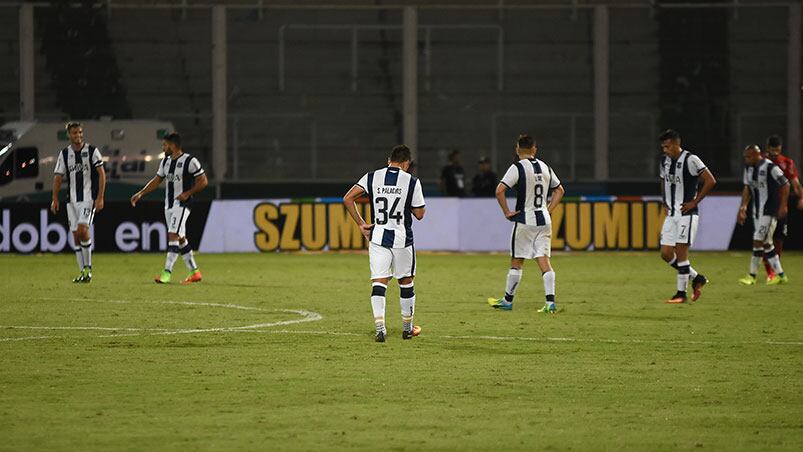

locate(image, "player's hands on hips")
(94, 198), (104, 212)
(50, 199), (59, 214)
(359, 223), (374, 241)
(778, 204), (788, 219)
(737, 208), (747, 225)
(130, 192), (142, 207)
(504, 210), (519, 221)
(176, 191), (190, 202)
(680, 200), (697, 214)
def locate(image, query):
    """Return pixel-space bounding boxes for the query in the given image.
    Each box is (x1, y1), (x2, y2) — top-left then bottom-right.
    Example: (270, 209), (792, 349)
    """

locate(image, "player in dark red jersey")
(761, 135), (803, 281)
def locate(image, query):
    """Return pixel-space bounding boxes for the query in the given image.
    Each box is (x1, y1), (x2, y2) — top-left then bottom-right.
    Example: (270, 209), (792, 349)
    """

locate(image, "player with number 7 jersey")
(343, 145), (425, 343)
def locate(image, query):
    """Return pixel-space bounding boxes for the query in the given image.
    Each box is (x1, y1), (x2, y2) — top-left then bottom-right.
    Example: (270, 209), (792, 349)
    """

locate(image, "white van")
(0, 119), (174, 201)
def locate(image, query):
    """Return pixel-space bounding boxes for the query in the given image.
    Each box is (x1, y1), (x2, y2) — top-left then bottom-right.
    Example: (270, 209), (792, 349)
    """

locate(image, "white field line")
(2, 298), (800, 347)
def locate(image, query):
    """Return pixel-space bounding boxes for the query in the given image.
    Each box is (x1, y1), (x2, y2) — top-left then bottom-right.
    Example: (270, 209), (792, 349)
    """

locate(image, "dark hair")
(517, 134), (535, 149)
(766, 134), (783, 148)
(448, 149), (460, 160)
(658, 129), (681, 142)
(65, 121), (82, 131)
(389, 144), (411, 163)
(163, 132), (182, 147)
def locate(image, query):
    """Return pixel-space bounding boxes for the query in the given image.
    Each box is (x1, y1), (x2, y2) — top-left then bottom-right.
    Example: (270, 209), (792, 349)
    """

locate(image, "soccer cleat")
(181, 269), (202, 284)
(402, 325), (422, 340)
(738, 274), (756, 286)
(375, 331), (386, 343)
(665, 292), (687, 304)
(767, 274), (788, 285)
(691, 274), (707, 301)
(538, 303), (557, 313)
(73, 268), (91, 283)
(488, 297), (513, 310)
(766, 271), (776, 283)
(154, 270), (172, 284)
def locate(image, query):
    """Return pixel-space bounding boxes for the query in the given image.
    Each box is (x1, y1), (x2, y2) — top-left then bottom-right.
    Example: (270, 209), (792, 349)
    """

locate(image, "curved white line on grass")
(0, 298), (323, 342)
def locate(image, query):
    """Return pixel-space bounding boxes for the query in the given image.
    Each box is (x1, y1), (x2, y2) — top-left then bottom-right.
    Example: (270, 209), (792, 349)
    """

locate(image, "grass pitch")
(0, 251), (801, 451)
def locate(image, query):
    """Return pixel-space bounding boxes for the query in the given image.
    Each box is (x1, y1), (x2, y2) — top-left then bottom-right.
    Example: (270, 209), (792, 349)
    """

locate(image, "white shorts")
(165, 206), (190, 237)
(660, 214), (698, 247)
(752, 215), (777, 244)
(511, 222), (552, 259)
(369, 242), (416, 280)
(66, 201), (95, 232)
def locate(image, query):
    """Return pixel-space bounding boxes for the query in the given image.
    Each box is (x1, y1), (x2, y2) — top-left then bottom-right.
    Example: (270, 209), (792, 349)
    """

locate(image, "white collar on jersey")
(68, 143), (88, 153)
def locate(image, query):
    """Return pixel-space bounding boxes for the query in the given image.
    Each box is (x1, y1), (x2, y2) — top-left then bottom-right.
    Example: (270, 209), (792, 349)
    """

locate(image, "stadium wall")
(2, 196), (791, 253)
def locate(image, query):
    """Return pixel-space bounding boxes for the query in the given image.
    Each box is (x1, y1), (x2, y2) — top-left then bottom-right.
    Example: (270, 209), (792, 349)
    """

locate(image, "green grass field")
(1, 251), (801, 451)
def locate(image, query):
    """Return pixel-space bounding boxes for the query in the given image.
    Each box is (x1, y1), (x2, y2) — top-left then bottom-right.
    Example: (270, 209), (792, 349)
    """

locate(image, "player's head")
(65, 122), (83, 147)
(162, 132), (182, 156)
(766, 134), (783, 160)
(389, 144), (412, 171)
(659, 129), (681, 158)
(743, 144), (762, 166)
(515, 134), (536, 157)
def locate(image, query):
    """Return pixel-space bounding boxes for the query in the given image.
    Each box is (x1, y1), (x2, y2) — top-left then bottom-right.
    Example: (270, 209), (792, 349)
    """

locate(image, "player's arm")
(130, 175), (164, 207)
(50, 174), (63, 214)
(343, 184), (373, 240)
(412, 207), (425, 220)
(177, 173), (208, 202)
(682, 168), (716, 213)
(495, 182), (518, 220)
(737, 185), (751, 225)
(94, 165), (106, 212)
(790, 176), (803, 209)
(777, 181), (790, 219)
(547, 184), (565, 213)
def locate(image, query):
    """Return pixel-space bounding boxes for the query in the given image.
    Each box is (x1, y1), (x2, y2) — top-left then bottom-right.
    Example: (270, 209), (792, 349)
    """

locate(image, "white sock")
(669, 254), (698, 279)
(676, 260), (690, 292)
(74, 247), (84, 271)
(542, 270), (555, 305)
(504, 268), (522, 302)
(766, 247), (784, 275)
(80, 240), (92, 270)
(180, 242), (198, 271)
(750, 248), (763, 275)
(165, 240), (180, 272)
(399, 283), (415, 333)
(371, 283), (387, 334)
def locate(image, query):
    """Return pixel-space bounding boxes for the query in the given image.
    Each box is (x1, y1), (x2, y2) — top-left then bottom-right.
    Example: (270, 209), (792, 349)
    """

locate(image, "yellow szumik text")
(253, 202), (372, 252)
(550, 201), (666, 250)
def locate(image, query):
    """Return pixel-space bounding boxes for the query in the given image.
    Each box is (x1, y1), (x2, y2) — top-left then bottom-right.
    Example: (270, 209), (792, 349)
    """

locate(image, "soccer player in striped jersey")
(488, 134), (565, 313)
(658, 129), (716, 304)
(343, 145), (425, 342)
(737, 144), (790, 285)
(130, 133), (208, 284)
(50, 122), (106, 283)
(760, 135), (803, 281)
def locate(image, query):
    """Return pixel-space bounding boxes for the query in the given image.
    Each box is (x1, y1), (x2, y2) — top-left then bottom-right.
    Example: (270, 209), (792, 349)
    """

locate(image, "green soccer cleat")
(154, 270), (172, 284)
(488, 297), (513, 310)
(767, 274), (788, 285)
(738, 274), (756, 285)
(538, 303), (557, 313)
(72, 267), (91, 283)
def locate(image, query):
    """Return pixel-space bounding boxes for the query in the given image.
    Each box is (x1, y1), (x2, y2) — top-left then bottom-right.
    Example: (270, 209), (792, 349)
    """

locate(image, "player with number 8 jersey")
(343, 145), (425, 342)
(488, 134), (565, 313)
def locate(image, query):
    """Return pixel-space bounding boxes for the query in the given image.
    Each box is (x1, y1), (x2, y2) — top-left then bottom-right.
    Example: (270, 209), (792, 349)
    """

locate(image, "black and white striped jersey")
(53, 144), (104, 203)
(500, 158), (561, 226)
(743, 159), (789, 219)
(156, 153), (204, 209)
(659, 150), (707, 217)
(356, 166), (425, 248)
